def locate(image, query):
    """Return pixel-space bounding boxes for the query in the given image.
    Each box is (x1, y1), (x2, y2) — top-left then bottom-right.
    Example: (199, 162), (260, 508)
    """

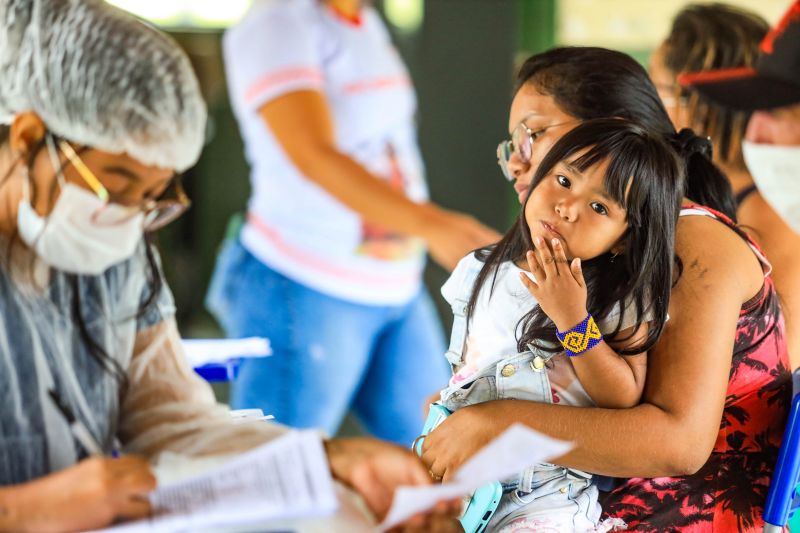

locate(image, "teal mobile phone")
(414, 403), (502, 533)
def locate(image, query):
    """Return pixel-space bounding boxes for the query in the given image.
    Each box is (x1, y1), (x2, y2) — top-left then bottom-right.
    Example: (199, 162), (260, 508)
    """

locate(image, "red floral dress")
(600, 205), (792, 532)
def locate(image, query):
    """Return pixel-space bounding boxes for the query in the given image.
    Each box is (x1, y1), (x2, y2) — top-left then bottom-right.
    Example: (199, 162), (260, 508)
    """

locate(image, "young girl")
(432, 118), (685, 532)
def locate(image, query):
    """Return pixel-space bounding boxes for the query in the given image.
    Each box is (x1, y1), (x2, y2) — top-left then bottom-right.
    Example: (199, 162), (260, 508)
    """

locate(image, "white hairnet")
(0, 0), (207, 171)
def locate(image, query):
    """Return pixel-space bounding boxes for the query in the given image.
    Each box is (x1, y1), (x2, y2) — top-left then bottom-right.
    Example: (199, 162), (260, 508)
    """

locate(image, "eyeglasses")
(653, 83), (690, 109)
(496, 121), (577, 181)
(57, 140), (190, 231)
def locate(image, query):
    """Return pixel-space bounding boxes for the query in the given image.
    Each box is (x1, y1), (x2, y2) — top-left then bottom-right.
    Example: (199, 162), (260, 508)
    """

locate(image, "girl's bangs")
(529, 119), (673, 229)
(570, 140), (640, 211)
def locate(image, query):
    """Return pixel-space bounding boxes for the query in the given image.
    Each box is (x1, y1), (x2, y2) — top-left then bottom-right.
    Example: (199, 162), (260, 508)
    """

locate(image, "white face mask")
(742, 140), (800, 234)
(17, 182), (144, 275)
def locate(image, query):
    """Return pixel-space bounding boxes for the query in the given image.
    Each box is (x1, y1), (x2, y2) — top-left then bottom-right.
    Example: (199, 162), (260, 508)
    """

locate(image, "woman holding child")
(422, 47), (791, 532)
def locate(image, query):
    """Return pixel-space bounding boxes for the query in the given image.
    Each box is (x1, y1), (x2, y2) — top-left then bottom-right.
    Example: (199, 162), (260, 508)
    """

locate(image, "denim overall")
(439, 259), (605, 531)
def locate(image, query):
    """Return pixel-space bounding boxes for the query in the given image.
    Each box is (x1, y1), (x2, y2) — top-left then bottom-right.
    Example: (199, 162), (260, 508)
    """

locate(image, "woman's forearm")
(296, 144), (439, 238)
(258, 90), (500, 270)
(259, 91), (436, 239)
(121, 319), (289, 458)
(0, 486), (21, 531)
(466, 399), (713, 478)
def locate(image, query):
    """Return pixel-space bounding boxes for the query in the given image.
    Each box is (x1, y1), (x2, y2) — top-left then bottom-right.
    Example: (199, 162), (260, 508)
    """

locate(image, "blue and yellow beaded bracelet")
(556, 314), (603, 357)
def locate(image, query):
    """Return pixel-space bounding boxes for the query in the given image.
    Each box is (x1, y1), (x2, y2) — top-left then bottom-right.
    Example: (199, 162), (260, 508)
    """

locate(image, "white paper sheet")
(379, 424), (572, 530)
(230, 408), (275, 424)
(92, 430), (338, 533)
(451, 423), (571, 485)
(181, 337), (271, 367)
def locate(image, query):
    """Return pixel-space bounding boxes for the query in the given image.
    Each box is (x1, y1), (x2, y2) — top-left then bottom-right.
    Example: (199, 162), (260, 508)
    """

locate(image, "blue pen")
(48, 388), (105, 457)
(111, 437), (122, 458)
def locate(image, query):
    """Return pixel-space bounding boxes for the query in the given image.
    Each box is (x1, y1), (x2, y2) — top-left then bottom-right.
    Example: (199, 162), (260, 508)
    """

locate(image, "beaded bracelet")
(556, 314), (603, 357)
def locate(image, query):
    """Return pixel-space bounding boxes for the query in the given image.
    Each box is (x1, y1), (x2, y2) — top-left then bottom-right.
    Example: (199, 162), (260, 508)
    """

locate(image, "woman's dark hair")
(662, 3), (768, 171)
(0, 125), (162, 389)
(469, 118), (684, 355)
(516, 46), (737, 220)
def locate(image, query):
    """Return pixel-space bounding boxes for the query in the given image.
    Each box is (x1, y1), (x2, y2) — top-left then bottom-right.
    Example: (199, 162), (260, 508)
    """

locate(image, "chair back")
(763, 370), (800, 532)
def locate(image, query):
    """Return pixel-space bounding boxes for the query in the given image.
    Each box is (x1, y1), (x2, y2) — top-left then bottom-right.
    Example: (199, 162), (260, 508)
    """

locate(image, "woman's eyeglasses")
(57, 140), (190, 231)
(654, 83), (690, 109)
(496, 121), (576, 181)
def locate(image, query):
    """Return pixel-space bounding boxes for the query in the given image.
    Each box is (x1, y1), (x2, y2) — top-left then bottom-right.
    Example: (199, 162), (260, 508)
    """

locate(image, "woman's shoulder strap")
(680, 203), (772, 276)
(735, 184), (759, 207)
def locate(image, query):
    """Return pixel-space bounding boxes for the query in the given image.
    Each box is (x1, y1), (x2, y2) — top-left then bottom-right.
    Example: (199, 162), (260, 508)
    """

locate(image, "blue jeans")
(206, 238), (450, 445)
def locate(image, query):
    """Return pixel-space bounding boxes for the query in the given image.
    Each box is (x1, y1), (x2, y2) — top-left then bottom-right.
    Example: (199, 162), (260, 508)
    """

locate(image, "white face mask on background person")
(17, 181), (145, 275)
(742, 140), (800, 234)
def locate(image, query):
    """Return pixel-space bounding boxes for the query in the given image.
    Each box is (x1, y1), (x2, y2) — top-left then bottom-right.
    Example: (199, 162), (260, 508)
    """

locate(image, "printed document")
(93, 430), (337, 532)
(380, 424), (572, 530)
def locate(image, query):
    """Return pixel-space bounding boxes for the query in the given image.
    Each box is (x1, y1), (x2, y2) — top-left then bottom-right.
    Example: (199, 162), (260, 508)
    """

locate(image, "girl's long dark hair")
(469, 119), (684, 355)
(516, 46), (737, 221)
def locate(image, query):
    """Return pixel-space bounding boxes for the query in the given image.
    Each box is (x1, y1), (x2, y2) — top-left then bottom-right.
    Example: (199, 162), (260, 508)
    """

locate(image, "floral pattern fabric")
(601, 206), (792, 532)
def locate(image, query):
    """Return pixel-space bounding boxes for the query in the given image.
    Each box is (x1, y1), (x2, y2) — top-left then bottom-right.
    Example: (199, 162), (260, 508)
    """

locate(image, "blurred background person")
(205, 0), (500, 446)
(650, 3), (800, 369)
(680, 0), (800, 234)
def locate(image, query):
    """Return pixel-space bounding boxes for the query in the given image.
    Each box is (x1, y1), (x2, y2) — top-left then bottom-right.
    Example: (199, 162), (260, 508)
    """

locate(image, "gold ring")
(429, 469), (443, 481)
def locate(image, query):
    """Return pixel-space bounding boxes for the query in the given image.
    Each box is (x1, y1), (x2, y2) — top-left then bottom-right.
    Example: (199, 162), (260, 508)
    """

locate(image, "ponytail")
(671, 129), (737, 220)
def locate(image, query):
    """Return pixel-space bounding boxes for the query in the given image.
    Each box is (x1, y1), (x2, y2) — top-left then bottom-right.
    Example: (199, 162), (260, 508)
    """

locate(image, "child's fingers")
(519, 270), (538, 294)
(552, 239), (570, 275)
(526, 250), (545, 280)
(536, 237), (559, 278)
(571, 257), (585, 288)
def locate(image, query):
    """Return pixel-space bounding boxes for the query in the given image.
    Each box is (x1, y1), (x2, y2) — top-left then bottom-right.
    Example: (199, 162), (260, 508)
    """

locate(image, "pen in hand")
(48, 388), (105, 457)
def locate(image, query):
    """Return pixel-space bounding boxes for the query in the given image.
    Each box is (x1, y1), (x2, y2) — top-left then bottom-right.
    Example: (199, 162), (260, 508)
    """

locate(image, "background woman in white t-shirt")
(206, 0), (499, 445)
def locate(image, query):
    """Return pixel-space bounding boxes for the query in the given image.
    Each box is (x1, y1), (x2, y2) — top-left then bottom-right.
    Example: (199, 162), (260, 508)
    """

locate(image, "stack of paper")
(230, 408), (275, 424)
(181, 337), (271, 368)
(95, 430), (337, 532)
